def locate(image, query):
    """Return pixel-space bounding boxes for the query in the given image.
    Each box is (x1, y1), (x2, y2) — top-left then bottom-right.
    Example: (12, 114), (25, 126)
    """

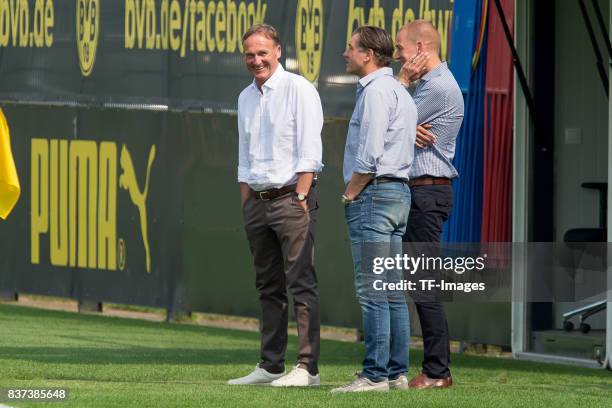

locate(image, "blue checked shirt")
(343, 67), (417, 184)
(409, 62), (464, 179)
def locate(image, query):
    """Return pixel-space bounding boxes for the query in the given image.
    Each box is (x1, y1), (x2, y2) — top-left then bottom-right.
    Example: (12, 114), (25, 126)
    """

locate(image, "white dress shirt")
(237, 65), (324, 191)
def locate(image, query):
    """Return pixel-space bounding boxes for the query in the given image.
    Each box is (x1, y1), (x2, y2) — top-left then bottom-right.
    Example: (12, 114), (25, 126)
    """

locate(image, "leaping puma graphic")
(119, 145), (156, 273)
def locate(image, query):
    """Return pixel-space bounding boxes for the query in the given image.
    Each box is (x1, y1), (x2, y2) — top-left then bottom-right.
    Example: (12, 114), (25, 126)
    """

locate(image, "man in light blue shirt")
(341, 63), (417, 185)
(332, 26), (417, 393)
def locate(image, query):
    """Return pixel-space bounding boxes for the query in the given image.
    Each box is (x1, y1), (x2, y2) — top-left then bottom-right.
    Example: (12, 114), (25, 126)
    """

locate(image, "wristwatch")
(296, 192), (307, 201)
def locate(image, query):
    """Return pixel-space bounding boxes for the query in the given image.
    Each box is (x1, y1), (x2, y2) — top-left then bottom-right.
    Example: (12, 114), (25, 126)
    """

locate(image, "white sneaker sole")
(271, 381), (320, 387)
(228, 376), (283, 386)
(331, 385), (389, 393)
(335, 388), (389, 393)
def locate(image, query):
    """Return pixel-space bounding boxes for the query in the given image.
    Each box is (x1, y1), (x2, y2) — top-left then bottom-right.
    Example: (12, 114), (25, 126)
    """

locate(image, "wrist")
(341, 193), (357, 204)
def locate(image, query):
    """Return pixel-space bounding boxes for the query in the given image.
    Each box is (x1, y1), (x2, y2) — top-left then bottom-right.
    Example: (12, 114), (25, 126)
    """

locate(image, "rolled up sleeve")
(237, 103), (250, 183)
(295, 82), (324, 173)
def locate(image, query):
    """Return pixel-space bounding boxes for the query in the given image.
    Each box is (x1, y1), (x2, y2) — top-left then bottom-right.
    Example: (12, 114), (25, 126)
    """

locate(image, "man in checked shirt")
(394, 20), (465, 389)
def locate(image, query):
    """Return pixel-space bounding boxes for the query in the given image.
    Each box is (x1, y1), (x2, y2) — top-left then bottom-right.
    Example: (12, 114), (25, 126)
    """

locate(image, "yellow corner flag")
(0, 108), (20, 219)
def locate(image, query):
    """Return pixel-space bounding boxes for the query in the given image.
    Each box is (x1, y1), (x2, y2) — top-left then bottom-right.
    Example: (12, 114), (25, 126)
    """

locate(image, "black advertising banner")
(0, 104), (180, 308)
(0, 0), (454, 116)
(0, 103), (511, 345)
(0, 1), (511, 346)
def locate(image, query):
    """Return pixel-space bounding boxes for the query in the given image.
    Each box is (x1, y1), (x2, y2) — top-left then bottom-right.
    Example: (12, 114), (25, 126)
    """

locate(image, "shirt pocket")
(273, 114), (296, 158)
(256, 103), (295, 161)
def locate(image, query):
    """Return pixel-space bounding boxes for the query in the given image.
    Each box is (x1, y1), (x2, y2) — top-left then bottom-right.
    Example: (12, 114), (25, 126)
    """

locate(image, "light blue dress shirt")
(343, 67), (417, 185)
(409, 62), (464, 179)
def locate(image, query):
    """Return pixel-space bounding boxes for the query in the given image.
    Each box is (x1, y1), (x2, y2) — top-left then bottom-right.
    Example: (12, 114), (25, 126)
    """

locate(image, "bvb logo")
(295, 0), (323, 82)
(76, 0), (100, 76)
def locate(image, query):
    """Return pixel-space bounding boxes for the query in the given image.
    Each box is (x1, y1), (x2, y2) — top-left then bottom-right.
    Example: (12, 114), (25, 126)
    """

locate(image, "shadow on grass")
(0, 346), (260, 365)
(0, 303), (261, 339)
(448, 352), (612, 378)
(1, 343), (610, 380)
(1, 304), (610, 379)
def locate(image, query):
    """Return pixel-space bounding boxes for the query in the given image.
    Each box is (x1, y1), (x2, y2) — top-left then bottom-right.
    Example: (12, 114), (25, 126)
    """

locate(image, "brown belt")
(252, 184), (297, 200)
(409, 177), (451, 187)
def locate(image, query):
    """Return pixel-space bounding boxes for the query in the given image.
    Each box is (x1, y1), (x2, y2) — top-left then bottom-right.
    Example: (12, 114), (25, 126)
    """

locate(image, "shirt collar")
(421, 61), (447, 82)
(358, 67), (393, 89)
(251, 64), (285, 92)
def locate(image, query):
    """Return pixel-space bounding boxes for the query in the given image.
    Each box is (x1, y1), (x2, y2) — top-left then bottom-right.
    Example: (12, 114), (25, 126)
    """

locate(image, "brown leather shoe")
(408, 372), (453, 389)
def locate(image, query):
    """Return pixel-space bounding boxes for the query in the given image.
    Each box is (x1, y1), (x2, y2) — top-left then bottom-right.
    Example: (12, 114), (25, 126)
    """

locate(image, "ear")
(276, 44), (282, 59)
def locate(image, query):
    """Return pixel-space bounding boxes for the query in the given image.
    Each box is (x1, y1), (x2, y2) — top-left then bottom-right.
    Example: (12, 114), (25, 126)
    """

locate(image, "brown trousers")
(242, 187), (320, 375)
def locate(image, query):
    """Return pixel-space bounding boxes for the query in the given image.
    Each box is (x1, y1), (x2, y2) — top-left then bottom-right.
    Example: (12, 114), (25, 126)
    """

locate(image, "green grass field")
(0, 304), (610, 408)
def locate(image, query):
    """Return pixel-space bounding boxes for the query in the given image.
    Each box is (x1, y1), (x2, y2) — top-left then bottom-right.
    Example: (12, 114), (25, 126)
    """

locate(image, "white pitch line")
(0, 404), (16, 408)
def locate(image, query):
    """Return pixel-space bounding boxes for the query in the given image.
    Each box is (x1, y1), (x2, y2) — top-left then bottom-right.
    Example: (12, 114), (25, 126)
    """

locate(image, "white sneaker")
(270, 365), (320, 387)
(227, 364), (285, 385)
(331, 376), (389, 393)
(389, 374), (409, 390)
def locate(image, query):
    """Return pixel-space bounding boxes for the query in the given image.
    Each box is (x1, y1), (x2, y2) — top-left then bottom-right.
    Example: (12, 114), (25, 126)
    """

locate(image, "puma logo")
(119, 145), (156, 273)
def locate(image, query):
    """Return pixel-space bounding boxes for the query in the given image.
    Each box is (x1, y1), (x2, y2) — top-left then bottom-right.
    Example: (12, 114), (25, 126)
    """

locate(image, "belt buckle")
(258, 191), (271, 201)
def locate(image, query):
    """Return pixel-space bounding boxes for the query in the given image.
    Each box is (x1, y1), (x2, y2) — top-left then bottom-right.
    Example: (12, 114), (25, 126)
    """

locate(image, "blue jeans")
(344, 181), (411, 382)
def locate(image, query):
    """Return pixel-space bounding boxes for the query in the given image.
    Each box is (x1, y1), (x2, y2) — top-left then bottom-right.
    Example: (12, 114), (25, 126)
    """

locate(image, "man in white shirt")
(227, 24), (323, 388)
